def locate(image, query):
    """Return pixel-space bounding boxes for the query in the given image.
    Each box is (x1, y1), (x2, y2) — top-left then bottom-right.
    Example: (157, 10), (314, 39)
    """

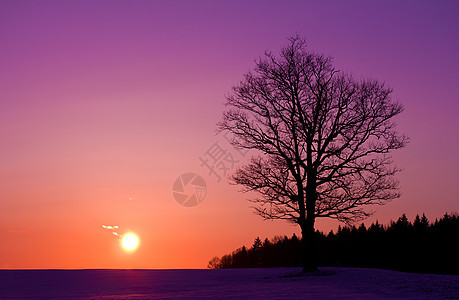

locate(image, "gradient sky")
(1, 0), (458, 269)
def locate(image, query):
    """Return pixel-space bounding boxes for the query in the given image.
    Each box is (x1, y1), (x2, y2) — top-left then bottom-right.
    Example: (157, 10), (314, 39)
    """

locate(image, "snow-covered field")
(0, 267), (457, 299)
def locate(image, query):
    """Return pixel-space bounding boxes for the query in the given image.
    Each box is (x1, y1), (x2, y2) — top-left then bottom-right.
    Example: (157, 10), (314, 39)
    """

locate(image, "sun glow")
(121, 233), (139, 252)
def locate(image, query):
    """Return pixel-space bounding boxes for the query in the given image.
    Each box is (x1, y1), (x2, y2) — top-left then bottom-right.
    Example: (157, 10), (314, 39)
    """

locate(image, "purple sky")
(0, 0), (458, 268)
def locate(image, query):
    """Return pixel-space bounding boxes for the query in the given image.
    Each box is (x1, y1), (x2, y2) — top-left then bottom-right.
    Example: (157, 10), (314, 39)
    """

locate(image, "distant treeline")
(208, 213), (459, 275)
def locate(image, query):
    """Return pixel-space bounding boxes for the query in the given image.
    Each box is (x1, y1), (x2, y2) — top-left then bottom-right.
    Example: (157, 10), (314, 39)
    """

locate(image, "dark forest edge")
(208, 213), (459, 275)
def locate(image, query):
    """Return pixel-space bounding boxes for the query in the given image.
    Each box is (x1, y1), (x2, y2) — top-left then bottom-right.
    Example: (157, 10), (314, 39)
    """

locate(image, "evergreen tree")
(209, 212), (458, 274)
(252, 237), (262, 250)
(262, 238), (271, 248)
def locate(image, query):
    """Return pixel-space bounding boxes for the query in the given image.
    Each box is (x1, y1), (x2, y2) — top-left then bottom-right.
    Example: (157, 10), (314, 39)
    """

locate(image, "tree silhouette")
(207, 256), (221, 269)
(208, 212), (459, 275)
(262, 238), (271, 248)
(252, 237), (262, 249)
(218, 36), (407, 272)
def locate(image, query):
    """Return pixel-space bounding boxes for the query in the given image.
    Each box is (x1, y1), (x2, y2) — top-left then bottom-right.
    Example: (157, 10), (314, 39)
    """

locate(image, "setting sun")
(121, 233), (139, 252)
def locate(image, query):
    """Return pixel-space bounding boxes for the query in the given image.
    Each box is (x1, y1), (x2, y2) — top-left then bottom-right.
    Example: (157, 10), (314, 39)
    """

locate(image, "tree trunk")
(301, 215), (318, 272)
(301, 170), (318, 273)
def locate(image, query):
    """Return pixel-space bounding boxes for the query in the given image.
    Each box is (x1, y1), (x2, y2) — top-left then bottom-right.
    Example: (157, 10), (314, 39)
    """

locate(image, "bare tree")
(218, 36), (407, 272)
(207, 256), (222, 269)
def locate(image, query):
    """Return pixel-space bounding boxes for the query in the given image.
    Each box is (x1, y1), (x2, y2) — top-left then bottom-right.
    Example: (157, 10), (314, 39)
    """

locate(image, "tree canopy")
(218, 36), (407, 271)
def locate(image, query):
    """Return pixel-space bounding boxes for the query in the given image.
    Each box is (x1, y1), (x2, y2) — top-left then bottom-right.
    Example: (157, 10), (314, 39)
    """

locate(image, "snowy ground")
(0, 267), (458, 299)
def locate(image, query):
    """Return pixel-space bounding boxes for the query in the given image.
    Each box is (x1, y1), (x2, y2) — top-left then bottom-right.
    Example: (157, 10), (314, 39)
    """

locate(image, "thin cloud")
(102, 225), (119, 230)
(102, 224), (122, 238)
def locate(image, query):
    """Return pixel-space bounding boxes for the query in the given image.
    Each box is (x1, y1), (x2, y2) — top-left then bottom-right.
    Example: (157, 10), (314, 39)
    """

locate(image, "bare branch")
(217, 36), (407, 271)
